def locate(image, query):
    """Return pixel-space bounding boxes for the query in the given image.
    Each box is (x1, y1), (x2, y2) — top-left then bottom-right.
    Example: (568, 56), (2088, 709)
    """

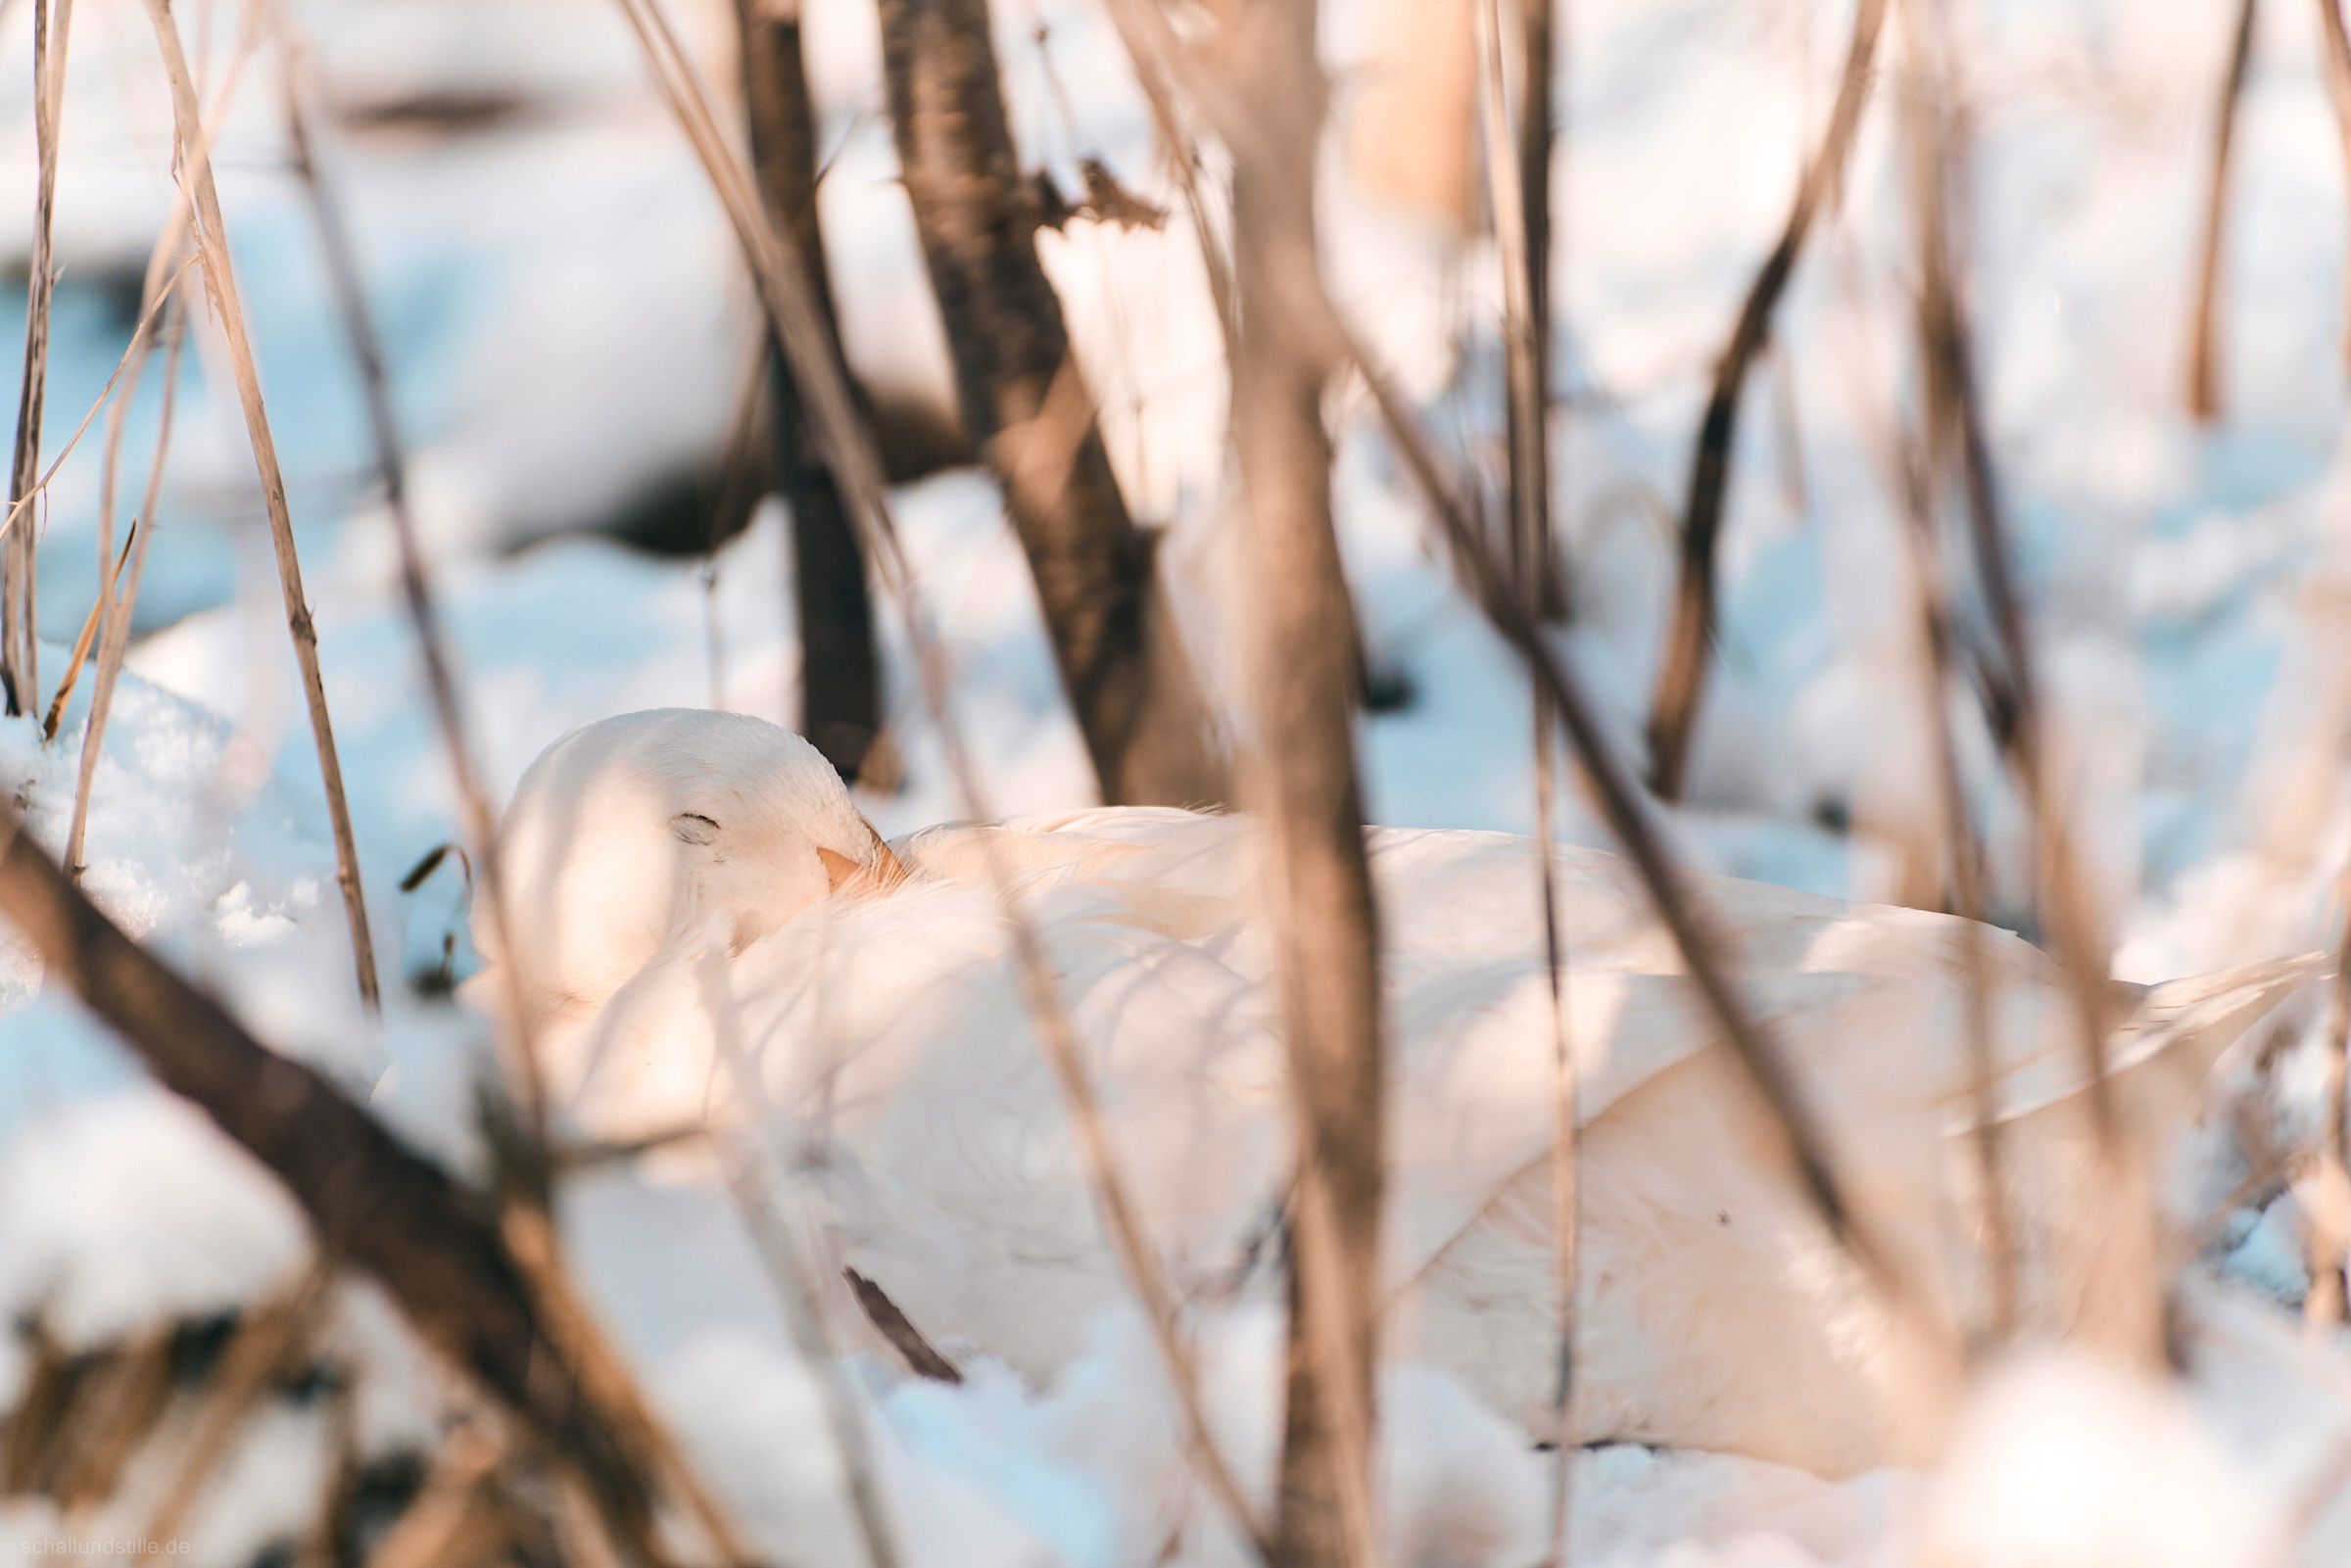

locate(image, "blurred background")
(4, 0), (2351, 1562)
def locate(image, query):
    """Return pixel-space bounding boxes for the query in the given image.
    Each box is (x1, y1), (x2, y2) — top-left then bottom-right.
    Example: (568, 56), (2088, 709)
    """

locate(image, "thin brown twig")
(1473, 0), (1576, 1552)
(68, 289), (186, 879)
(1903, 0), (2156, 1362)
(43, 520), (135, 741)
(1481, 0), (1559, 617)
(2316, 0), (2351, 369)
(1103, 3), (1235, 348)
(1885, 398), (2020, 1339)
(271, 27), (549, 1139)
(1212, 0), (1385, 1555)
(608, 2), (1272, 1550)
(143, 1262), (335, 1544)
(2306, 861), (2351, 1326)
(2185, 0), (2258, 421)
(64, 4), (258, 879)
(1643, 0), (1888, 801)
(701, 953), (904, 1568)
(1122, 0), (1959, 1453)
(1347, 326), (1948, 1357)
(0, 821), (697, 1568)
(5, 0), (77, 719)
(137, 0), (381, 1012)
(0, 253), (199, 547)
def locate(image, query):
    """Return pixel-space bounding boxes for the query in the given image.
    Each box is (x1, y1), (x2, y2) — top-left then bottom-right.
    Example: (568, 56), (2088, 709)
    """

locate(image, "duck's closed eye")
(671, 813), (720, 845)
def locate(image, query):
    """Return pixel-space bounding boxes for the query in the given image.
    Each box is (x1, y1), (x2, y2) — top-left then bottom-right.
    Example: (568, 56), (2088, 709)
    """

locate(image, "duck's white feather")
(489, 713), (2322, 1477)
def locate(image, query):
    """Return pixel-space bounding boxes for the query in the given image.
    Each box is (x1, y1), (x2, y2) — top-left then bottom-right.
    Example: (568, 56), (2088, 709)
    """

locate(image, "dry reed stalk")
(494, 1198), (760, 1568)
(2185, 0), (2259, 421)
(67, 294), (181, 879)
(1481, 0), (1559, 617)
(737, 0), (883, 784)
(360, 1422), (507, 1568)
(272, 39), (550, 1139)
(1100, 0), (1235, 346)
(1474, 0), (1576, 1551)
(136, 0), (381, 1012)
(1885, 413), (2020, 1338)
(65, 131), (221, 879)
(1122, 0), (1956, 1438)
(5, 0), (76, 719)
(142, 1263), (334, 1545)
(701, 954), (904, 1568)
(42, 521), (133, 741)
(1214, 0), (1386, 1556)
(878, 0), (1229, 808)
(0, 255), (197, 547)
(2317, 0), (2351, 368)
(1643, 0), (1888, 802)
(1902, 0), (2157, 1362)
(0, 821), (709, 1568)
(2304, 875), (2351, 1327)
(609, 4), (1271, 1546)
(1348, 323), (1951, 1358)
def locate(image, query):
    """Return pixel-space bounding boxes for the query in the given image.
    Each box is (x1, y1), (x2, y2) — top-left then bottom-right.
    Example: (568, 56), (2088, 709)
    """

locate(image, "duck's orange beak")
(818, 826), (909, 897)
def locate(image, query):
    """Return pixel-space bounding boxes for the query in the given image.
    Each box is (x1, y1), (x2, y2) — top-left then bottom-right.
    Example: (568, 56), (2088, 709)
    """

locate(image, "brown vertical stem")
(737, 0), (883, 784)
(609, 6), (1271, 1543)
(877, 0), (1228, 806)
(0, 818), (720, 1568)
(1886, 425), (2019, 1339)
(1478, 0), (1576, 1550)
(1510, 0), (1562, 617)
(68, 1), (255, 879)
(6, 0), (75, 719)
(68, 296), (182, 879)
(1643, 0), (1887, 800)
(276, 48), (550, 1139)
(1214, 1), (1386, 1560)
(2186, 0), (2258, 421)
(2318, 0), (2351, 369)
(137, 0), (380, 1012)
(1903, 0), (2150, 1360)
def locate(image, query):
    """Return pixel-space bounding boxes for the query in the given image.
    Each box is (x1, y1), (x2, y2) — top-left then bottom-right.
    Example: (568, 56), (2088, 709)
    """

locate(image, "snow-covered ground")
(2, 0), (2351, 1560)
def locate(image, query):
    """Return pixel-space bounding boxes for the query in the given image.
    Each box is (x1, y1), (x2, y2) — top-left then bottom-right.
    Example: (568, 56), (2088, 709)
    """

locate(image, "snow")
(0, 0), (2345, 1559)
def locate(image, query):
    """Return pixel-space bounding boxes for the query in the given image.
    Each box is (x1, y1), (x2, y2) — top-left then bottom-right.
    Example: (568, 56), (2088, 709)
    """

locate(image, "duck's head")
(479, 708), (904, 1015)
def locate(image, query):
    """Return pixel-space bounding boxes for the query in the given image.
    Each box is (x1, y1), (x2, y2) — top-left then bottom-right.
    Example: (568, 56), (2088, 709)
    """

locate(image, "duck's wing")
(893, 809), (1252, 942)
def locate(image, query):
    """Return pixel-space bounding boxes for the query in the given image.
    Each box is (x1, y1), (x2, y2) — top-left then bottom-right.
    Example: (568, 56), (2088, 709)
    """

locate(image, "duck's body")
(484, 711), (2318, 1477)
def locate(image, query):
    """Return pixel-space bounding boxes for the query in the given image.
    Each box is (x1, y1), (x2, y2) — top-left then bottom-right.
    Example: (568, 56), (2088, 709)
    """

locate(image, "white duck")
(475, 708), (2320, 1478)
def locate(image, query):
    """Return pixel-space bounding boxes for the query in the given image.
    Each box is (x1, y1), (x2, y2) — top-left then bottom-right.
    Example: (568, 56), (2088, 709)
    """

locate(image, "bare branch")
(604, 7), (1271, 1544)
(2185, 0), (2258, 420)
(273, 30), (552, 1144)
(137, 0), (382, 1011)
(0, 818), (721, 1567)
(42, 521), (134, 742)
(4, 0), (77, 718)
(1644, 0), (1888, 801)
(2317, 0), (2351, 369)
(1479, 0), (1560, 617)
(702, 953), (905, 1568)
(877, 0), (1229, 806)
(1213, 0), (1386, 1552)
(66, 9), (263, 880)
(736, 0), (884, 784)
(1901, 0), (2154, 1362)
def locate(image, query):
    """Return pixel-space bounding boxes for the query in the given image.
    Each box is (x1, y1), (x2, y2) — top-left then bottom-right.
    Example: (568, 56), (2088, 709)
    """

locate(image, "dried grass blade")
(271, 30), (551, 1134)
(136, 0), (381, 1011)
(1642, 0), (1888, 801)
(42, 519), (134, 741)
(609, 0), (1272, 1549)
(2185, 0), (2259, 420)
(4, 0), (76, 718)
